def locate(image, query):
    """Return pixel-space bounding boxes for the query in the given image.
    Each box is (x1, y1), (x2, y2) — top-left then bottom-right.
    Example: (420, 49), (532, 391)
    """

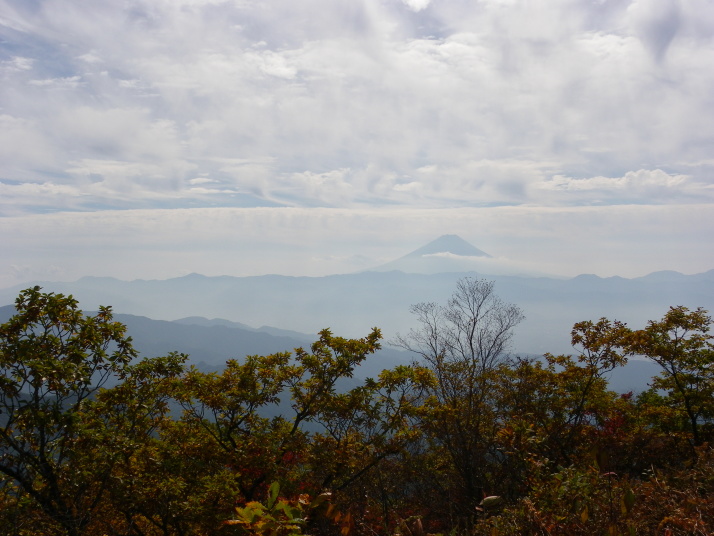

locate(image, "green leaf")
(479, 496), (503, 509)
(621, 487), (636, 515)
(267, 481), (280, 510)
(310, 491), (332, 509)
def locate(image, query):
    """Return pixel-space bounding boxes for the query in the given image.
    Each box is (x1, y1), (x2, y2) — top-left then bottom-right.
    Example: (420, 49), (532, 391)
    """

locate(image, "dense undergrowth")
(1, 281), (712, 535)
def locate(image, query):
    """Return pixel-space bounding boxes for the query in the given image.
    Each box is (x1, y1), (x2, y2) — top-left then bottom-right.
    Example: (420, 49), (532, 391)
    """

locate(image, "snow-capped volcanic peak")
(404, 234), (492, 259)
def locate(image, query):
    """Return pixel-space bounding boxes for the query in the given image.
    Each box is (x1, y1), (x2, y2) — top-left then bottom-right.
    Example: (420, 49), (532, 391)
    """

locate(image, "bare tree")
(393, 277), (524, 513)
(395, 277), (524, 375)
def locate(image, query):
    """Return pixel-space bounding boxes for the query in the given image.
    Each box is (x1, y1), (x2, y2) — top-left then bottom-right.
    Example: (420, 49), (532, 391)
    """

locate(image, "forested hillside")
(1, 282), (713, 536)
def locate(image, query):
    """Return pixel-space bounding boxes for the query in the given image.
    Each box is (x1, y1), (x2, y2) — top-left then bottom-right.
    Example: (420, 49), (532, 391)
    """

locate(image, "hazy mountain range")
(0, 301), (661, 395)
(1, 234), (711, 392)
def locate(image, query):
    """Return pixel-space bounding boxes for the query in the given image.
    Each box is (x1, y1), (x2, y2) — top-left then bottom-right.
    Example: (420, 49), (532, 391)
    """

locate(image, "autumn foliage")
(1, 282), (713, 536)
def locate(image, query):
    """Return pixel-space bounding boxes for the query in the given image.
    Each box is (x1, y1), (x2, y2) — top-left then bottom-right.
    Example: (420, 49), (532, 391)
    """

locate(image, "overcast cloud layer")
(1, 0), (713, 287)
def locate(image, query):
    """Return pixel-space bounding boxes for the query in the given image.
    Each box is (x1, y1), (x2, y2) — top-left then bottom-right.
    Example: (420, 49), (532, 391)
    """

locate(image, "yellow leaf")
(580, 505), (588, 523)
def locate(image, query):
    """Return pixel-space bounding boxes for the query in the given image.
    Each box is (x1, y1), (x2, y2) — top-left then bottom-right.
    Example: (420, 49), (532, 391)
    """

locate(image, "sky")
(1, 0), (713, 288)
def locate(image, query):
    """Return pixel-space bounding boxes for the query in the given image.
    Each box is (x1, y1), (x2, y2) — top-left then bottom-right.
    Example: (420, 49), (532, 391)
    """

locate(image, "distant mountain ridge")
(2, 267), (712, 356)
(0, 304), (412, 381)
(2, 235), (713, 356)
(173, 316), (315, 342)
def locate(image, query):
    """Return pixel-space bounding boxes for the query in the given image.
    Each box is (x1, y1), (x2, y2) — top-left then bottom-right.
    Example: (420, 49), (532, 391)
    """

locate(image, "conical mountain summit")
(369, 235), (492, 274)
(404, 234), (491, 259)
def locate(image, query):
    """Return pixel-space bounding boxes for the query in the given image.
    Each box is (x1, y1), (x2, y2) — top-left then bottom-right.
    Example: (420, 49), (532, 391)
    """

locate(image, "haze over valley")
(2, 235), (710, 393)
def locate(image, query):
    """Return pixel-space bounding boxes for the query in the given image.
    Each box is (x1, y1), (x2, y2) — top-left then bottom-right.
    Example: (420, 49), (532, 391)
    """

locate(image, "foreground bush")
(1, 284), (712, 535)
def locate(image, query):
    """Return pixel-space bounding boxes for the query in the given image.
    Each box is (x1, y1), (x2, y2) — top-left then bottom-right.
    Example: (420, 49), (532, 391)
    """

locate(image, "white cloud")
(57, 107), (179, 158)
(545, 170), (688, 191)
(3, 2), (710, 194)
(0, 181), (84, 215)
(188, 177), (218, 185)
(117, 79), (141, 89)
(392, 181), (422, 193)
(0, 180), (78, 197)
(246, 50), (298, 79)
(534, 169), (710, 205)
(63, 158), (197, 199)
(2, 56), (34, 71)
(77, 51), (103, 64)
(279, 169), (354, 206)
(420, 252), (540, 277)
(0, 0), (712, 283)
(400, 0), (432, 13)
(0, 115), (64, 177)
(28, 76), (83, 89)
